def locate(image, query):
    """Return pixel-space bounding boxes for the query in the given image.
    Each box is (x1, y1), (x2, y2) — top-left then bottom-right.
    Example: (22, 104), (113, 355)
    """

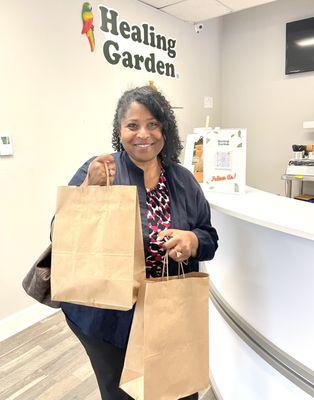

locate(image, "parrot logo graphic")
(81, 2), (95, 52)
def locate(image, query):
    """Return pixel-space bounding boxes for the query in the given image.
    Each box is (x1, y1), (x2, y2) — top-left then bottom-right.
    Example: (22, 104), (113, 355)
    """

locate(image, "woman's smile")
(134, 142), (155, 149)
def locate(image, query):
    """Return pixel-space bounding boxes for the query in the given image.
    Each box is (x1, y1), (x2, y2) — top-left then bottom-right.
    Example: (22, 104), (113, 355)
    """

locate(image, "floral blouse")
(145, 169), (171, 278)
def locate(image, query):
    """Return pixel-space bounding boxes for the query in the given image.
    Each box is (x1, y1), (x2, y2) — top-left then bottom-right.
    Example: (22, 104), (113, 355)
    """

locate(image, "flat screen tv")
(286, 17), (314, 75)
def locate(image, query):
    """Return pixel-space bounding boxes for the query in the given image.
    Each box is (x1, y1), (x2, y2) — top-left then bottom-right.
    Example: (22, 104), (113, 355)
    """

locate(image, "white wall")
(3, 0), (314, 324)
(0, 0), (222, 320)
(220, 0), (314, 195)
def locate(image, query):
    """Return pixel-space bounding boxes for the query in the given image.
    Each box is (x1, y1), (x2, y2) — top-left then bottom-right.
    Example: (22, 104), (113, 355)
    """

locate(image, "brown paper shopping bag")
(51, 184), (145, 310)
(120, 261), (210, 400)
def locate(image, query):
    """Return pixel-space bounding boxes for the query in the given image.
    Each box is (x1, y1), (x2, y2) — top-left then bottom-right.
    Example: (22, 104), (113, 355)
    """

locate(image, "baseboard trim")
(0, 303), (59, 342)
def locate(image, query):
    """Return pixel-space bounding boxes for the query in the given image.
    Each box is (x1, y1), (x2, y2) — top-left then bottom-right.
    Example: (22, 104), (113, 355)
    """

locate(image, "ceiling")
(138, 0), (277, 23)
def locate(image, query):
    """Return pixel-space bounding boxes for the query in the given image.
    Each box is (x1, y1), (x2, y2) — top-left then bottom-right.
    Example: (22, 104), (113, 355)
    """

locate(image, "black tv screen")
(286, 17), (314, 74)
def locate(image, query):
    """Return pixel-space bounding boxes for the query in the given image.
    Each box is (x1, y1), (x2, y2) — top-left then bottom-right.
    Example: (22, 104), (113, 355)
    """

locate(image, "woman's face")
(120, 101), (164, 166)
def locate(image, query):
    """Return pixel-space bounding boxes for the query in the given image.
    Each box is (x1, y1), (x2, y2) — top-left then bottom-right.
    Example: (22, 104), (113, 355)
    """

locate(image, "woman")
(59, 86), (218, 400)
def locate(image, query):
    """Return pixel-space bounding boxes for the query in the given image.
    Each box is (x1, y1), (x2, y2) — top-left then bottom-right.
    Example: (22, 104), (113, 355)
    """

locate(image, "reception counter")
(202, 186), (314, 399)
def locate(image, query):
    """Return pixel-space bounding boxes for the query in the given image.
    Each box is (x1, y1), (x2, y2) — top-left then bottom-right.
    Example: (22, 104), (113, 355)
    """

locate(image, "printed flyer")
(203, 128), (247, 193)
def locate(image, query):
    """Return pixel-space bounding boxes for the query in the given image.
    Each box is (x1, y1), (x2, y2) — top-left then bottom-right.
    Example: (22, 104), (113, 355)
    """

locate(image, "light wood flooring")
(0, 311), (216, 400)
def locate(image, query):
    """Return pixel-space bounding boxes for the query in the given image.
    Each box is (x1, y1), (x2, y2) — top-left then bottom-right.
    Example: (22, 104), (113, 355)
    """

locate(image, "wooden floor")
(0, 311), (216, 400)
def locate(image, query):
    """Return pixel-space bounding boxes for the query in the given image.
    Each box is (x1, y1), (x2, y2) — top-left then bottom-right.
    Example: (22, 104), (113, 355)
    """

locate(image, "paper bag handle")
(104, 162), (110, 187)
(81, 161), (110, 188)
(161, 251), (186, 280)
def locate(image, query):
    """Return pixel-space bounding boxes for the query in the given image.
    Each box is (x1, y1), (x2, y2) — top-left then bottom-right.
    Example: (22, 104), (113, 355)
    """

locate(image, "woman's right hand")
(84, 154), (116, 186)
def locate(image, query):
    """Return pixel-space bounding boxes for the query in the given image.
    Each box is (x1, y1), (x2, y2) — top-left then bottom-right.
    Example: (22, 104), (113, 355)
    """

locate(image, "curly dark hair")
(112, 86), (183, 165)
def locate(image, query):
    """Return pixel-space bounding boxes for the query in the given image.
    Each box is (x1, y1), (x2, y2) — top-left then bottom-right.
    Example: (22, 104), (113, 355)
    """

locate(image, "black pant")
(66, 318), (198, 400)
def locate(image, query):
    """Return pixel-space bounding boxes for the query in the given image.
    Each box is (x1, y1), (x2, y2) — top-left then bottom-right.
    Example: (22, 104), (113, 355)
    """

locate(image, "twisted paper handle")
(161, 250), (169, 280)
(161, 251), (186, 280)
(104, 162), (110, 187)
(82, 162), (110, 187)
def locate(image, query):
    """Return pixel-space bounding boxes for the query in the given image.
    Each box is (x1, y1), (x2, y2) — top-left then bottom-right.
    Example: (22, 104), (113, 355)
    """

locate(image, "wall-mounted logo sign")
(81, 2), (95, 52)
(99, 5), (178, 78)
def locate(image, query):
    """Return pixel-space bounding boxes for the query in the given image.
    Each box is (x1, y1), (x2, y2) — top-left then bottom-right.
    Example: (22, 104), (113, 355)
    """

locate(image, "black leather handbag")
(22, 244), (60, 309)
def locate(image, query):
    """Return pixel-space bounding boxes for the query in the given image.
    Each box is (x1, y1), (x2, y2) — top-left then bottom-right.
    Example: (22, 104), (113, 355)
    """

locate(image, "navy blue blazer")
(61, 151), (218, 348)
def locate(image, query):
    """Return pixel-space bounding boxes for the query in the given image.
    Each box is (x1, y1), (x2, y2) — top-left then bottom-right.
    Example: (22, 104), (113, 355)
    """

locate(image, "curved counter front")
(202, 186), (314, 400)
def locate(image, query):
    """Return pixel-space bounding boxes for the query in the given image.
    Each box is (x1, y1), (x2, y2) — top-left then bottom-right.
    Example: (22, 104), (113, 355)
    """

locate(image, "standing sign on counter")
(204, 128), (247, 193)
(184, 128), (247, 193)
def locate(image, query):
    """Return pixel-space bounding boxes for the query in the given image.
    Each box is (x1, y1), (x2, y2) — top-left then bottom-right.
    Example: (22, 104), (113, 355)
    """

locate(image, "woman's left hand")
(157, 229), (199, 262)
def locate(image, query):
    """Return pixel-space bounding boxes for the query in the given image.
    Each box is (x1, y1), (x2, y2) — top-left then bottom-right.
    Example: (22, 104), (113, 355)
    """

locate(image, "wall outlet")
(0, 135), (13, 155)
(204, 96), (213, 109)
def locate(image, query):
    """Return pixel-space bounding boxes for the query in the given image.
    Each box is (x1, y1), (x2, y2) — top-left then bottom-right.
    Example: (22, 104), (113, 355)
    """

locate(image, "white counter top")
(202, 185), (314, 241)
